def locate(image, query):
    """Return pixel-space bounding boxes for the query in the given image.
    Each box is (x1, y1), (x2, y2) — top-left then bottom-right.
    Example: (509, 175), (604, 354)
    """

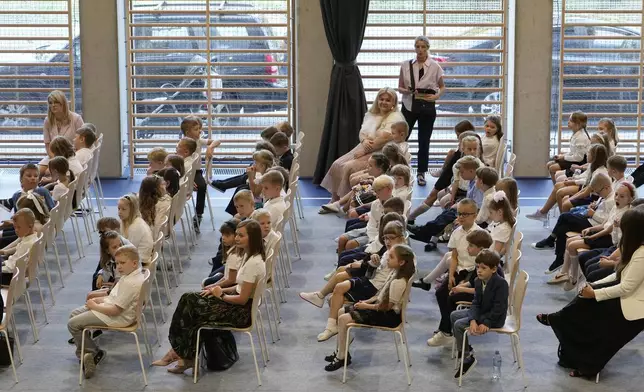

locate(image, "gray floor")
(1, 204), (643, 392)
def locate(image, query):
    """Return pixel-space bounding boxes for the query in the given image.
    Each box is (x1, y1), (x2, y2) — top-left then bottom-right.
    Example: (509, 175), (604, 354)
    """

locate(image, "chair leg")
(256, 312), (269, 365)
(401, 326), (412, 367)
(70, 217), (83, 260)
(596, 372), (600, 384)
(1, 330), (18, 383)
(205, 192), (216, 230)
(52, 241), (64, 288)
(262, 298), (276, 344)
(131, 332), (149, 386)
(153, 276), (165, 323)
(193, 329), (202, 384)
(23, 292), (38, 343)
(159, 248), (172, 305)
(393, 333), (400, 361)
(61, 230), (72, 272)
(41, 249), (56, 305)
(398, 331), (412, 385)
(165, 238), (180, 287)
(170, 231), (183, 277)
(179, 218), (191, 262)
(342, 327), (353, 383)
(458, 330), (469, 387)
(140, 313), (154, 356)
(147, 294), (161, 345)
(513, 333), (527, 388)
(79, 329), (86, 385)
(245, 331), (262, 386)
(11, 318), (22, 363)
(510, 334), (518, 363)
(35, 278), (49, 324)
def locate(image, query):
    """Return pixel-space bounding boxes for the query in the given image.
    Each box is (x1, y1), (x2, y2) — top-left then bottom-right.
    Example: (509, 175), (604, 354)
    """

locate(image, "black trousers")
(435, 269), (472, 333)
(194, 169), (206, 216)
(631, 163), (644, 188)
(345, 218), (366, 233)
(215, 173), (248, 191)
(552, 213), (592, 262)
(402, 104), (437, 173)
(411, 208), (457, 243)
(225, 184), (250, 216)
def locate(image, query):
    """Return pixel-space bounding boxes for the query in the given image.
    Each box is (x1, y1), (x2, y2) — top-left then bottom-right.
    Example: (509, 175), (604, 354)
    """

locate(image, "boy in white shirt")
(259, 170), (286, 229)
(176, 137), (197, 175)
(181, 116), (221, 232)
(73, 125), (96, 167)
(607, 155), (632, 191)
(0, 208), (39, 284)
(68, 245), (145, 379)
(474, 167), (498, 227)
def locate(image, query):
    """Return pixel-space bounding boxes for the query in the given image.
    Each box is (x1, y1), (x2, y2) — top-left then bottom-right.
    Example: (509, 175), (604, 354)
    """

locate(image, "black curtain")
(312, 0), (370, 185)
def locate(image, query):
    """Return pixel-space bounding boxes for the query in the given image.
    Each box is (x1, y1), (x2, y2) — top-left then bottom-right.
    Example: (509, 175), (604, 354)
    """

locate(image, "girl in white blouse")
(482, 115), (503, 169)
(547, 111), (591, 182)
(487, 191), (516, 257)
(138, 175), (172, 237)
(118, 193), (153, 266)
(47, 156), (74, 202)
(324, 244), (416, 371)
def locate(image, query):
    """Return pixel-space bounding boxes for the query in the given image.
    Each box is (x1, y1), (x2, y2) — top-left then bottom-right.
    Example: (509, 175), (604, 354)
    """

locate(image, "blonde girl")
(547, 111), (591, 182)
(324, 243), (416, 371)
(551, 182), (636, 291)
(487, 190), (516, 256)
(557, 132), (613, 182)
(118, 193), (153, 265)
(495, 177), (519, 212)
(598, 117), (618, 152)
(248, 149), (275, 198)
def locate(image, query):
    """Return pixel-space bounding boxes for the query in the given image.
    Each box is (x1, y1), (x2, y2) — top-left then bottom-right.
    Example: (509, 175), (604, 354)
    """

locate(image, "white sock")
(326, 318), (337, 331)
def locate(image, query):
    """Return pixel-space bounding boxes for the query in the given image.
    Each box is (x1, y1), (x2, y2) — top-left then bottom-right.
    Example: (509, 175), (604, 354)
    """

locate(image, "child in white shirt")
(474, 167), (498, 226)
(487, 190), (516, 257)
(118, 193), (153, 266)
(47, 156), (74, 202)
(73, 125), (96, 167)
(481, 115), (503, 168)
(138, 175), (172, 237)
(68, 245), (145, 379)
(0, 208), (39, 284)
(259, 171), (286, 229)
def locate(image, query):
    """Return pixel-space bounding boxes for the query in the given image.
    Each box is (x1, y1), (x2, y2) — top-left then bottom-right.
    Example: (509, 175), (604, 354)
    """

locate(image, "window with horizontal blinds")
(124, 0), (292, 177)
(0, 0), (80, 168)
(359, 0), (508, 169)
(552, 0), (643, 167)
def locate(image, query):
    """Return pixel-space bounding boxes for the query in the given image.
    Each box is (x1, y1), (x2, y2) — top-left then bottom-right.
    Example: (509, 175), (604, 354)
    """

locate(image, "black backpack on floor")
(201, 329), (239, 371)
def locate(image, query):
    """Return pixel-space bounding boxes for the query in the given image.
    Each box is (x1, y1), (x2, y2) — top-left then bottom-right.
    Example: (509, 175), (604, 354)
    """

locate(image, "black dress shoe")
(324, 353), (351, 371)
(412, 279), (431, 291)
(424, 241), (438, 252)
(210, 180), (226, 193)
(407, 224), (420, 235)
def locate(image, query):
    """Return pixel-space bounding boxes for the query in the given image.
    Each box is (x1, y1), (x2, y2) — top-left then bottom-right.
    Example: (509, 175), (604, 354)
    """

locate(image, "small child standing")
(451, 250), (509, 378)
(118, 193), (153, 266)
(68, 245), (145, 379)
(147, 147), (168, 175)
(259, 171), (286, 228)
(0, 209), (39, 284)
(481, 115), (503, 169)
(390, 121), (411, 164)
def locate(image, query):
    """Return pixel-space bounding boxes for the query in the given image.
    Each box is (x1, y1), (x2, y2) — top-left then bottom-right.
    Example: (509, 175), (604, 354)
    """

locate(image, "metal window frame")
(556, 1), (644, 166)
(124, 0), (293, 177)
(0, 0), (76, 167)
(360, 1), (509, 166)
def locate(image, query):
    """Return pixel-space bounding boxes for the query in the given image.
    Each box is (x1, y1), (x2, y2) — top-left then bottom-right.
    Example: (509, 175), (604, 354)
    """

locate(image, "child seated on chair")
(138, 175), (172, 237)
(47, 157), (75, 202)
(157, 167), (181, 197)
(73, 124), (96, 167)
(451, 250), (508, 379)
(259, 170), (286, 229)
(118, 193), (153, 266)
(164, 154), (185, 178)
(299, 220), (406, 342)
(68, 245), (144, 379)
(324, 243), (416, 372)
(269, 131), (294, 171)
(209, 140), (276, 193)
(147, 147), (168, 175)
(91, 217), (131, 290)
(0, 208), (38, 285)
(431, 120), (476, 179)
(202, 218), (243, 288)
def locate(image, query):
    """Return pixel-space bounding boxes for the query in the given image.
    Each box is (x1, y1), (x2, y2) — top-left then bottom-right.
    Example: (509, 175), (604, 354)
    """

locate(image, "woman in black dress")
(536, 207), (644, 378)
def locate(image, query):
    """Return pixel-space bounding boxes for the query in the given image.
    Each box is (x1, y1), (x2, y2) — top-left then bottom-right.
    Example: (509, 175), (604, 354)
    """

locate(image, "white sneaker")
(299, 292), (325, 308)
(526, 210), (548, 221)
(547, 272), (569, 284)
(426, 331), (454, 347)
(563, 279), (578, 292)
(324, 270), (336, 281)
(317, 328), (338, 342)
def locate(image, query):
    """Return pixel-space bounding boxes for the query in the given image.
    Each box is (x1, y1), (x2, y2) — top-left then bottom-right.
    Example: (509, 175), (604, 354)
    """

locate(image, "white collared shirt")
(2, 233), (38, 273)
(448, 223), (482, 272)
(263, 196), (286, 229)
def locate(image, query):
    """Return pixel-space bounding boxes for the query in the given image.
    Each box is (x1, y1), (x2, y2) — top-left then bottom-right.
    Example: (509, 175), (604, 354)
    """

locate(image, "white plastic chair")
(190, 151), (216, 230)
(0, 268), (23, 383)
(41, 205), (64, 294)
(152, 218), (173, 304)
(342, 277), (414, 385)
(26, 233), (49, 324)
(79, 269), (153, 386)
(1, 251), (37, 343)
(289, 159), (304, 219)
(88, 133), (106, 216)
(458, 270), (529, 388)
(53, 191), (74, 272)
(284, 189), (301, 259)
(64, 173), (84, 261)
(144, 252), (163, 336)
(193, 275), (267, 385)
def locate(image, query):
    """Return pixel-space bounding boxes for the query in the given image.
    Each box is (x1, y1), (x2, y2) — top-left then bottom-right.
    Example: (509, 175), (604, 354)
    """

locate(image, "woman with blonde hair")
(39, 90), (84, 176)
(320, 87), (405, 203)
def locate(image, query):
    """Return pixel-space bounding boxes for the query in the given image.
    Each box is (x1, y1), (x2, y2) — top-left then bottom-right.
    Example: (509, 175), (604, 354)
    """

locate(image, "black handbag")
(0, 335), (15, 367)
(409, 60), (436, 115)
(201, 329), (239, 371)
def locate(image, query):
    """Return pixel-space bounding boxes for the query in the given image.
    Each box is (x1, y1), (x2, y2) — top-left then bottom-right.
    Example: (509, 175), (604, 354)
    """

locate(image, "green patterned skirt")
(168, 292), (252, 359)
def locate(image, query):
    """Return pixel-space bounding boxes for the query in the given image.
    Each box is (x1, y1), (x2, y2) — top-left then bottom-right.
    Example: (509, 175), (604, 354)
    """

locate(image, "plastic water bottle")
(543, 209), (550, 229)
(492, 350), (502, 381)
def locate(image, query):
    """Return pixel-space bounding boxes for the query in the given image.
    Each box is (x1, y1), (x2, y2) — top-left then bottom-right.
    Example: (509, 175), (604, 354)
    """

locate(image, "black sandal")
(536, 313), (551, 326)
(417, 174), (427, 186)
(324, 353), (351, 372)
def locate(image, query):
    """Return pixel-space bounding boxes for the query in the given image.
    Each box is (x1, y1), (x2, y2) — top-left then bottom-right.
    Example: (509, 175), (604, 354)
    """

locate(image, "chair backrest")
(144, 251), (159, 283)
(289, 161), (300, 185)
(41, 211), (56, 249)
(504, 163), (514, 178)
(132, 268), (152, 326)
(511, 270), (529, 330)
(509, 152), (517, 167)
(52, 195), (68, 231)
(171, 176), (190, 225)
(508, 249), (522, 308)
(398, 275), (416, 326)
(86, 150), (98, 185)
(494, 137), (508, 174)
(282, 199), (292, 223)
(153, 219), (166, 254)
(503, 223), (518, 267)
(12, 250), (31, 300)
(65, 177), (79, 218)
(264, 247), (276, 284)
(404, 200), (412, 218)
(1, 268), (20, 328)
(186, 154), (199, 195)
(27, 233), (45, 281)
(74, 167), (89, 207)
(248, 270), (267, 329)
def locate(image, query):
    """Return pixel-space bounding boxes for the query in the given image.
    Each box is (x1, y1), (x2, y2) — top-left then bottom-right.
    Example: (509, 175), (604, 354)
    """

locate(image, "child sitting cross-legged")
(323, 243), (417, 371)
(0, 209), (39, 285)
(426, 199), (482, 346)
(300, 220), (407, 342)
(451, 250), (509, 379)
(68, 245), (145, 379)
